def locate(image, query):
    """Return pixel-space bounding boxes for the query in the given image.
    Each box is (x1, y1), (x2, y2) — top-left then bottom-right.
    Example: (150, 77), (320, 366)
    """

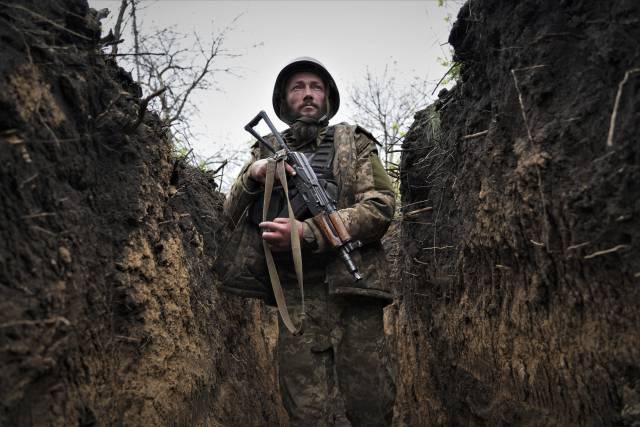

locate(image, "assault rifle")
(245, 110), (363, 281)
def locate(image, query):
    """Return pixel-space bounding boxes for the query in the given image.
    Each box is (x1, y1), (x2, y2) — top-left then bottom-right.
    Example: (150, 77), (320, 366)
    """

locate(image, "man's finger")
(261, 231), (279, 242)
(249, 159), (268, 183)
(261, 232), (288, 250)
(285, 163), (296, 176)
(259, 221), (277, 230)
(259, 221), (287, 232)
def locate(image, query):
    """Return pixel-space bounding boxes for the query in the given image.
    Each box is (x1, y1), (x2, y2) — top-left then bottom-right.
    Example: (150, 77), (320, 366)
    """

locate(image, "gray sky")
(90, 0), (461, 187)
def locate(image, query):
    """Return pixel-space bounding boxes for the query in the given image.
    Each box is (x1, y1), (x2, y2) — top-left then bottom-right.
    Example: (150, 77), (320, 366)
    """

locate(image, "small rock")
(58, 247), (72, 264)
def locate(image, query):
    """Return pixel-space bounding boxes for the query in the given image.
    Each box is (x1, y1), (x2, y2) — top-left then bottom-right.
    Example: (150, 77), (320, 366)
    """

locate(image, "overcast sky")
(89, 0), (462, 187)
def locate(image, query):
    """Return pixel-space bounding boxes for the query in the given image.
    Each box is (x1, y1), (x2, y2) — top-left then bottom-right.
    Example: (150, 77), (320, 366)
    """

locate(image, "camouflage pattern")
(222, 123), (397, 301)
(220, 123), (397, 425)
(276, 267), (395, 426)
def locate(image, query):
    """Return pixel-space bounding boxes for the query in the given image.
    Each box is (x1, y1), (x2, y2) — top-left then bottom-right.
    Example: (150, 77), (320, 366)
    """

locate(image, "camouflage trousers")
(277, 266), (395, 427)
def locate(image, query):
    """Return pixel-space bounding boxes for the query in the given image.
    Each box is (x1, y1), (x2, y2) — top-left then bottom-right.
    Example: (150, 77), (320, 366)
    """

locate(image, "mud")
(393, 0), (640, 425)
(0, 1), (285, 425)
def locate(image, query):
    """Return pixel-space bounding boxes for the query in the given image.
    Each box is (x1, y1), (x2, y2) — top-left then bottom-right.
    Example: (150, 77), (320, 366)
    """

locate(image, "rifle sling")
(262, 158), (305, 335)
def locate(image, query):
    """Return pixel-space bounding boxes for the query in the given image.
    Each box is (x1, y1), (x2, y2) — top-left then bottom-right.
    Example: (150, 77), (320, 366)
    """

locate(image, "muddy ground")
(2, 0), (640, 426)
(393, 0), (640, 425)
(0, 1), (285, 425)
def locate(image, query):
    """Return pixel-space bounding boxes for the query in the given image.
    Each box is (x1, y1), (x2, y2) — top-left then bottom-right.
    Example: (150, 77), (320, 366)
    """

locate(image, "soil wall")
(393, 1), (640, 425)
(0, 1), (285, 425)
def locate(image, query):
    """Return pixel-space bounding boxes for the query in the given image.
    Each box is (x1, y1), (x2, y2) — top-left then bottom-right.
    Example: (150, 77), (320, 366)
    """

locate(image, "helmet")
(272, 57), (340, 124)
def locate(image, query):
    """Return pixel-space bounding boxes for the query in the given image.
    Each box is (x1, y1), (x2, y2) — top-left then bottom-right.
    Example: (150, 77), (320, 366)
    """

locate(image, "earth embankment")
(0, 1), (285, 425)
(393, 1), (640, 425)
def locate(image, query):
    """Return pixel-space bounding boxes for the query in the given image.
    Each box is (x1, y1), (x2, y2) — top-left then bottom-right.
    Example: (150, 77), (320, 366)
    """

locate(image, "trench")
(1, 0), (639, 426)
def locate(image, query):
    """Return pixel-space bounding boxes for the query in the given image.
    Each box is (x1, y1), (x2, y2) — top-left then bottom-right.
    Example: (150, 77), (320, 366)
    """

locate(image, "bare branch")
(130, 0), (141, 82)
(112, 52), (165, 57)
(349, 64), (431, 174)
(168, 30), (223, 123)
(463, 130), (489, 139)
(125, 86), (167, 132)
(606, 68), (640, 147)
(211, 159), (228, 175)
(110, 0), (128, 55)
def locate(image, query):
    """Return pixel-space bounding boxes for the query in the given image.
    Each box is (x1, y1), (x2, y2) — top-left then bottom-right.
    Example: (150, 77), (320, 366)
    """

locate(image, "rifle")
(245, 110), (363, 282)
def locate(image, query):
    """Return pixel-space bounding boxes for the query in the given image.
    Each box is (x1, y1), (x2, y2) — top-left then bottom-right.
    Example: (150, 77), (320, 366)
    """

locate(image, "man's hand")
(259, 217), (304, 251)
(249, 159), (296, 184)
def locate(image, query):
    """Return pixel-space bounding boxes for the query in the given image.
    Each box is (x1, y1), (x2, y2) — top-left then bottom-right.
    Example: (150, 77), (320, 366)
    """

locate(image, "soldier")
(220, 57), (396, 426)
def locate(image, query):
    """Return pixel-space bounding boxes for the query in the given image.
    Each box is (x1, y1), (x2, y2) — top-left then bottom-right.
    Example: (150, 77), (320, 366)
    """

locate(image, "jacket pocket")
(325, 242), (392, 302)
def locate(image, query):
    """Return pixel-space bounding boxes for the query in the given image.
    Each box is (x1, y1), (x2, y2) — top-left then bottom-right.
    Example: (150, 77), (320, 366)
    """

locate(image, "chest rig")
(249, 126), (337, 224)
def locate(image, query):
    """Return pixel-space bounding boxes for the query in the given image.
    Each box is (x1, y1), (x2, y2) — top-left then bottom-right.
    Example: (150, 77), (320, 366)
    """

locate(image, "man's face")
(285, 71), (326, 119)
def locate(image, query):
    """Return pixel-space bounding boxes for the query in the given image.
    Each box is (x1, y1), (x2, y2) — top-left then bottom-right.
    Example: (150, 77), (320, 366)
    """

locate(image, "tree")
(104, 0), (241, 188)
(348, 66), (431, 182)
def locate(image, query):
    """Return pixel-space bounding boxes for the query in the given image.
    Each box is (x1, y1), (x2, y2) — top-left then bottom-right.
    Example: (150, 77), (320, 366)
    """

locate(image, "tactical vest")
(217, 123), (394, 305)
(248, 126), (338, 224)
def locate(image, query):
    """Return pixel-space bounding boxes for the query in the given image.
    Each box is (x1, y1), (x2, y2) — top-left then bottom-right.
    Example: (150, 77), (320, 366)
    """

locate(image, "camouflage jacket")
(221, 123), (396, 301)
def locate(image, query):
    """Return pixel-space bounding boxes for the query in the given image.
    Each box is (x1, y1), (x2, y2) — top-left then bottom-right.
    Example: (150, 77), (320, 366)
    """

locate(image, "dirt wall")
(393, 0), (640, 425)
(0, 1), (285, 425)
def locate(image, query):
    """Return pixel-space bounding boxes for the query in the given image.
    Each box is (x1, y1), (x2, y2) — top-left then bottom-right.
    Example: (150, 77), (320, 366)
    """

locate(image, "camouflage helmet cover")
(272, 57), (340, 124)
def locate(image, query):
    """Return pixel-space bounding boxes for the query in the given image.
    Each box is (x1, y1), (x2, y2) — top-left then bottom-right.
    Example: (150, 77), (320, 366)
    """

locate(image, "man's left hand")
(259, 218), (304, 251)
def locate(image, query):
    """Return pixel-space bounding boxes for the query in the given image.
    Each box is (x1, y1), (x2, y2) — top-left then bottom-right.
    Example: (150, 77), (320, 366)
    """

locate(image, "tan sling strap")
(262, 155), (305, 335)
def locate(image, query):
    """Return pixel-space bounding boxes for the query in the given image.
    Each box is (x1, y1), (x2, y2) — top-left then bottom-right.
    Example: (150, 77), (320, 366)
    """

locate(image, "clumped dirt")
(393, 0), (640, 425)
(0, 1), (285, 425)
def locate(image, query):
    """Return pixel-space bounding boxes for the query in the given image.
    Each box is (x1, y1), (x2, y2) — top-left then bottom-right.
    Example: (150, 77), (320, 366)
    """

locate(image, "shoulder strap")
(355, 125), (381, 146)
(262, 158), (305, 336)
(307, 126), (335, 176)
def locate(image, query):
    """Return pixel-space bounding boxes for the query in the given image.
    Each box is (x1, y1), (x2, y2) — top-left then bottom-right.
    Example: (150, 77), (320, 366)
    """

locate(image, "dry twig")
(463, 130), (489, 140)
(567, 241), (591, 251)
(423, 245), (454, 251)
(606, 68), (640, 147)
(110, 0), (128, 55)
(19, 173), (39, 188)
(211, 159), (228, 175)
(125, 86), (167, 132)
(510, 65), (547, 143)
(0, 316), (71, 329)
(402, 206), (433, 219)
(584, 244), (629, 260)
(22, 212), (56, 219)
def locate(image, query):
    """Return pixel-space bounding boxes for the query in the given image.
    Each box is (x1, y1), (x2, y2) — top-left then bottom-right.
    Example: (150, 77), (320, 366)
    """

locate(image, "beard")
(290, 116), (323, 144)
(286, 103), (329, 145)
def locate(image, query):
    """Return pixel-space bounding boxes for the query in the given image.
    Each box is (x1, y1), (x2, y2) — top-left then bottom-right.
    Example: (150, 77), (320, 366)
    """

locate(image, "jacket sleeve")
(303, 128), (396, 252)
(222, 144), (262, 228)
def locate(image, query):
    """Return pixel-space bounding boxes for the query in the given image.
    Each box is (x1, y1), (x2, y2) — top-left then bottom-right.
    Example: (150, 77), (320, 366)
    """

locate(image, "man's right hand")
(249, 159), (296, 184)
